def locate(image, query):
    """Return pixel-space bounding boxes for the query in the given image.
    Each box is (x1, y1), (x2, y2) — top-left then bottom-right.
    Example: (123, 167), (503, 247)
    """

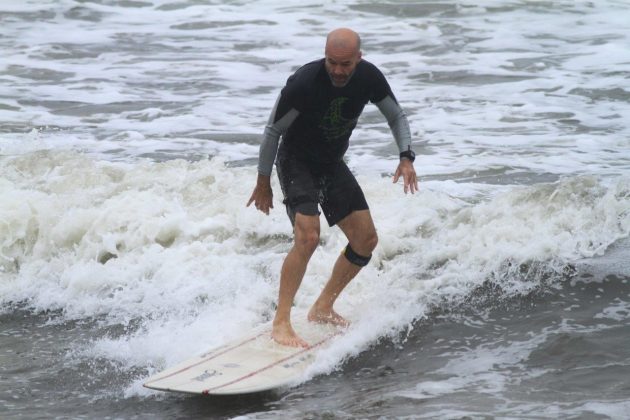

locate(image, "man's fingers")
(406, 173), (418, 194)
(393, 167), (402, 184)
(410, 176), (419, 194)
(252, 198), (273, 215)
(248, 184), (274, 215)
(395, 163), (419, 194)
(399, 167), (418, 194)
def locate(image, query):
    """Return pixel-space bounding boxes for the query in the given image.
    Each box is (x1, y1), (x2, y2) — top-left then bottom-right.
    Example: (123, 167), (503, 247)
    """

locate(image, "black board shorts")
(276, 152), (369, 227)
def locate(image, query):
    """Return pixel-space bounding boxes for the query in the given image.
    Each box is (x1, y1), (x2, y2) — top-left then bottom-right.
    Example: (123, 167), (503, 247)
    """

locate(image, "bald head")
(324, 28), (362, 87)
(326, 28), (361, 53)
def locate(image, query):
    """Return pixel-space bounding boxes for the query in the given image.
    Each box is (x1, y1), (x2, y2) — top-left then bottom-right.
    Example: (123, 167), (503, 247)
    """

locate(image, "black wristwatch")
(399, 149), (416, 163)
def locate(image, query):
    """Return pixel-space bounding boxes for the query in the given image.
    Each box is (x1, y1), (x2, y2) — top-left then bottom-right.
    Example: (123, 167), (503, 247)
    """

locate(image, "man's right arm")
(248, 94), (300, 214)
(257, 94), (300, 176)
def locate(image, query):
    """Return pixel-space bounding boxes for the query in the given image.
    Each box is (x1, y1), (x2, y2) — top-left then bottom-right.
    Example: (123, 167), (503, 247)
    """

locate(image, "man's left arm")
(375, 96), (419, 194)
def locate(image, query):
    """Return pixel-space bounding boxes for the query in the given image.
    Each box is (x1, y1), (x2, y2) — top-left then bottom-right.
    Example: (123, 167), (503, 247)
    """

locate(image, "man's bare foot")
(307, 306), (350, 328)
(271, 321), (309, 348)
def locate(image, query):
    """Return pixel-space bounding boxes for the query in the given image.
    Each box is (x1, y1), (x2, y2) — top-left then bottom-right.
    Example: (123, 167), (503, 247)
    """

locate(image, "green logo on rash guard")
(320, 97), (356, 141)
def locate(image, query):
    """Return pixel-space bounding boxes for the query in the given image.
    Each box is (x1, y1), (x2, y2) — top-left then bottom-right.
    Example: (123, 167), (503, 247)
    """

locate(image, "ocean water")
(1, 0), (629, 419)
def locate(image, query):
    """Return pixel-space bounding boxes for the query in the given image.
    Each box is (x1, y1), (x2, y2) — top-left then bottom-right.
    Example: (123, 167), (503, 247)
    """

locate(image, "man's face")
(325, 46), (362, 88)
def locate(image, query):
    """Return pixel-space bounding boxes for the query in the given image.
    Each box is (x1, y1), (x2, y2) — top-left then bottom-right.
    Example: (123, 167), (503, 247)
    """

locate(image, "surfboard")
(143, 318), (343, 395)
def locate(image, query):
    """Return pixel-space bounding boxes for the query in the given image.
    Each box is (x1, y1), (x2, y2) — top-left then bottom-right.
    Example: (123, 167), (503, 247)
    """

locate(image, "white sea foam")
(0, 151), (628, 397)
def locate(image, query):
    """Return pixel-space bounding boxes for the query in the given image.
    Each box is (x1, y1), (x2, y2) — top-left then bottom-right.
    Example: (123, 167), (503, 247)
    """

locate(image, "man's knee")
(343, 243), (371, 267)
(294, 215), (320, 255)
(354, 229), (378, 255)
(344, 230), (378, 267)
(364, 230), (378, 253)
(296, 230), (319, 254)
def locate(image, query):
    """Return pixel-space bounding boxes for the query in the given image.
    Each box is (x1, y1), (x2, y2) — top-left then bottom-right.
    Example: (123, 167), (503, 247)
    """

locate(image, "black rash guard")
(258, 58), (412, 176)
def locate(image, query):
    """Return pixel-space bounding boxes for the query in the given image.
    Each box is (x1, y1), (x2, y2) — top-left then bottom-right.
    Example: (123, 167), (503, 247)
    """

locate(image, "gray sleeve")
(257, 94), (300, 176)
(374, 95), (412, 153)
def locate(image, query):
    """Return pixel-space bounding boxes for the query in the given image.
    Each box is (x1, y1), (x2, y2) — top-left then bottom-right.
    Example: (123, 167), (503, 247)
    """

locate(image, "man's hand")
(393, 159), (419, 194)
(247, 174), (274, 215)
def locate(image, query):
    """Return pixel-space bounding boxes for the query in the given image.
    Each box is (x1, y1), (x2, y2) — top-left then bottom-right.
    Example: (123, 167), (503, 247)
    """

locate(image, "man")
(247, 28), (418, 348)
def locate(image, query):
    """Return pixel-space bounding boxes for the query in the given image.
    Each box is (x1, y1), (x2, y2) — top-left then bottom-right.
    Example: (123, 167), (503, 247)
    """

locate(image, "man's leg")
(308, 209), (378, 326)
(272, 213), (320, 348)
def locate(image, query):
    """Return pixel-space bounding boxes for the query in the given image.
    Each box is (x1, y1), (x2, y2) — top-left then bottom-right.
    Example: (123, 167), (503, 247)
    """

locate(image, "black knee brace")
(343, 243), (371, 267)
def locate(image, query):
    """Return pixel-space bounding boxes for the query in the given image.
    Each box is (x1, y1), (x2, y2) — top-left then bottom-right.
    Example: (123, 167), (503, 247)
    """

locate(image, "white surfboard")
(143, 319), (343, 395)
